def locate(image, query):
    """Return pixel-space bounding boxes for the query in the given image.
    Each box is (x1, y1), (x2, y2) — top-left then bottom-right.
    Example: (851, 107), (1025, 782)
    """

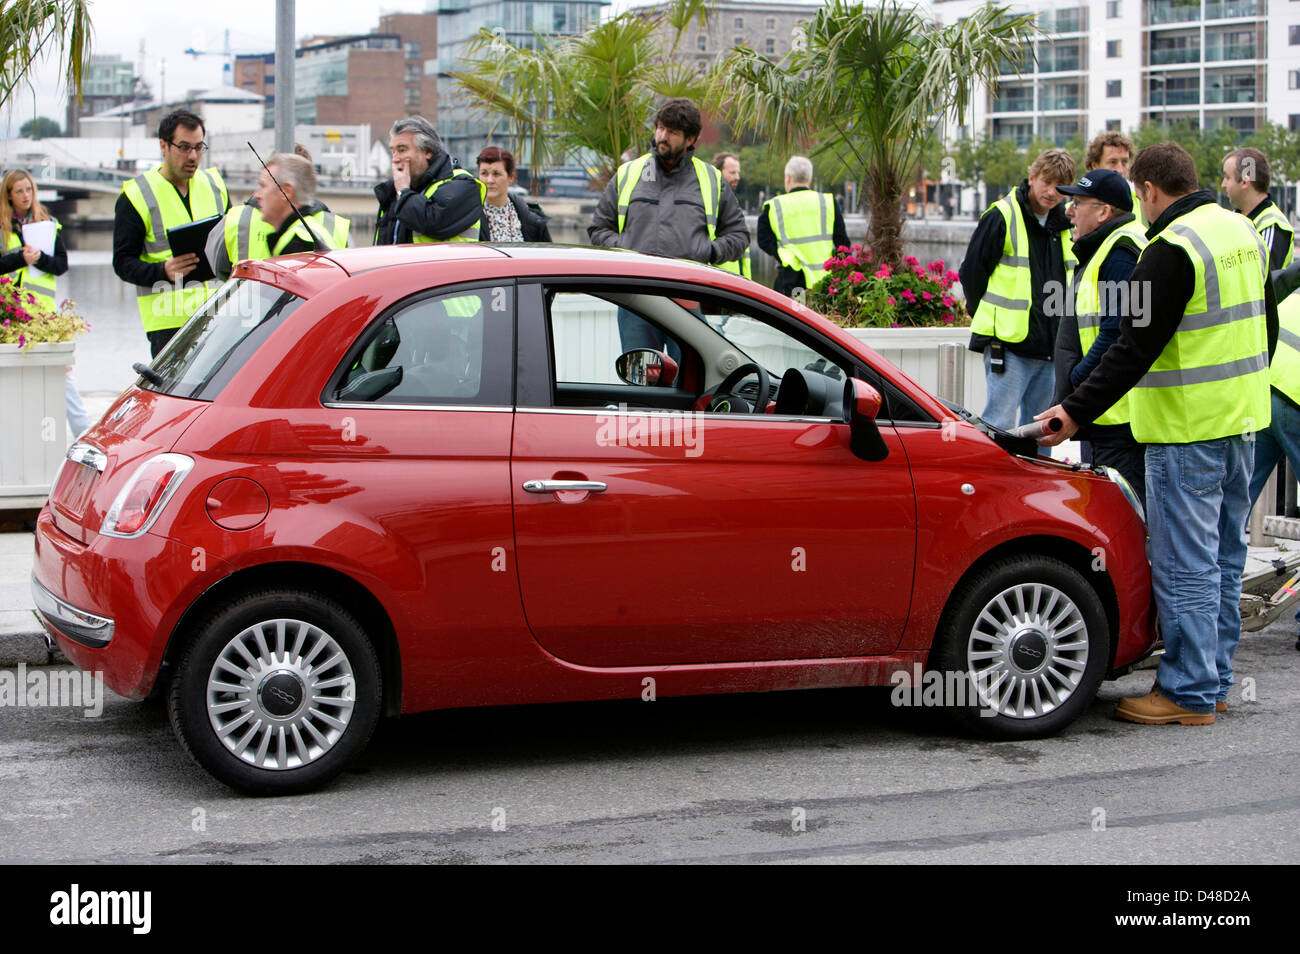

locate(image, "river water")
(57, 225), (973, 401)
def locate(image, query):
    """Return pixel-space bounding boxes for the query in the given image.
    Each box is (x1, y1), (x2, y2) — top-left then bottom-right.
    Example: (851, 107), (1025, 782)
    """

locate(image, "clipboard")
(166, 215), (221, 283)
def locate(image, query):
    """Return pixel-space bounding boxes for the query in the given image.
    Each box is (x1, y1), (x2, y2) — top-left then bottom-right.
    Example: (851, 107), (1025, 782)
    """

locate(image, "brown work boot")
(1216, 700), (1228, 713)
(1114, 688), (1215, 725)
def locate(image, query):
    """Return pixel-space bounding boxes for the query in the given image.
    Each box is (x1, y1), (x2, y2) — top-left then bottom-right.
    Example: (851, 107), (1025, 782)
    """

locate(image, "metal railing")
(1150, 47), (1202, 64)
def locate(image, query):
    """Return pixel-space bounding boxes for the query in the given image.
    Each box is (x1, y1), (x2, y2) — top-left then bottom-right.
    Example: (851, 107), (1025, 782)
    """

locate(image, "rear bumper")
(31, 576), (115, 648)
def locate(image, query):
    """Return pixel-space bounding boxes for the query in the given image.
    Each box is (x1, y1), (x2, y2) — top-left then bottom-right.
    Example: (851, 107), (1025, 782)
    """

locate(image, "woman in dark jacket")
(476, 146), (551, 243)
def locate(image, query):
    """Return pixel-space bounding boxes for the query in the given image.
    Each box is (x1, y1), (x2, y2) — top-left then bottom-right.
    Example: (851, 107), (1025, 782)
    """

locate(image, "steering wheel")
(703, 362), (771, 414)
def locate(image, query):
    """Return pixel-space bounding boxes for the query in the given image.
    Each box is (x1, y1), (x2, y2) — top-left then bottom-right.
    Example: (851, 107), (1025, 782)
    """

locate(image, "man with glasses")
(114, 109), (230, 356)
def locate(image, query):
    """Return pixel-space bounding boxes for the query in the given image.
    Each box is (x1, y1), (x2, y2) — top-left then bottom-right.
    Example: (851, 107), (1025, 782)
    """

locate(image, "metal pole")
(936, 341), (965, 405)
(274, 0), (295, 154)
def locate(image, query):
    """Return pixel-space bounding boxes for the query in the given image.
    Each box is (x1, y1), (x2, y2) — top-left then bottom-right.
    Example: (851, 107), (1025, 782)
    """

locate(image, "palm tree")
(1, 0), (93, 108)
(715, 0), (1036, 270)
(453, 0), (716, 190)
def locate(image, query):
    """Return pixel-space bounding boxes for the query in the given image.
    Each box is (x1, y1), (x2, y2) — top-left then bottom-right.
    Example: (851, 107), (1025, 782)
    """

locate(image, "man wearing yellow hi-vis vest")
(758, 155), (850, 299)
(589, 99), (749, 361)
(114, 109), (230, 356)
(1222, 147), (1294, 273)
(712, 152), (752, 278)
(1037, 142), (1279, 727)
(1052, 168), (1147, 505)
(205, 152), (352, 281)
(374, 116), (484, 245)
(960, 148), (1077, 432)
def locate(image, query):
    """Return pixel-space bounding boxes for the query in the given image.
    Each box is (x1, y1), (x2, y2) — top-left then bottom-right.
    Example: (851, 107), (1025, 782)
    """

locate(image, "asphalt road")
(2, 623), (1297, 865)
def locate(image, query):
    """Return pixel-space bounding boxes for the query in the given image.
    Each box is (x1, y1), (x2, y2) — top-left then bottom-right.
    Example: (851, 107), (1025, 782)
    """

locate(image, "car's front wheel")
(930, 555), (1109, 737)
(168, 589), (381, 795)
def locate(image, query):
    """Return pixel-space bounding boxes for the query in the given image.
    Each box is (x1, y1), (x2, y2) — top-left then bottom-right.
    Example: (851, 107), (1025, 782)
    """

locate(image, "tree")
(714, 0), (1036, 269)
(0, 0), (93, 108)
(951, 132), (1023, 208)
(453, 1), (716, 190)
(1245, 122), (1300, 194)
(20, 115), (61, 137)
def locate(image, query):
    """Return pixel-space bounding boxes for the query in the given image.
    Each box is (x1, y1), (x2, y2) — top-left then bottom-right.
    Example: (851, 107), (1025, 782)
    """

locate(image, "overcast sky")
(3, 0), (818, 136)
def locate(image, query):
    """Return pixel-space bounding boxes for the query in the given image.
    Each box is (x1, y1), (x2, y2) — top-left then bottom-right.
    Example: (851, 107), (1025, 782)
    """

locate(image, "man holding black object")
(114, 109), (230, 356)
(1037, 142), (1277, 726)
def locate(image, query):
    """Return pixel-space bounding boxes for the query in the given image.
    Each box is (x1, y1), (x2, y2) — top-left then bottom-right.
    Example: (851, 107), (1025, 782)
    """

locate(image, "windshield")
(143, 280), (303, 400)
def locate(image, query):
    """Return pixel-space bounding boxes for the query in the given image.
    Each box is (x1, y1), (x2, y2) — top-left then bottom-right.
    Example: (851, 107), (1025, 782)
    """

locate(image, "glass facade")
(435, 0), (608, 166)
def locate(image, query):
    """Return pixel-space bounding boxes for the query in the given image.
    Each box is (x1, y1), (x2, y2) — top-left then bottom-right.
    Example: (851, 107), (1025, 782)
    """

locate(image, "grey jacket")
(588, 152), (749, 265)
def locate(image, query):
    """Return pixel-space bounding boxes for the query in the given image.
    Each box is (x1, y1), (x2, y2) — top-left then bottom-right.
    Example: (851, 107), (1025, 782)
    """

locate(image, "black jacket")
(961, 180), (1072, 359)
(479, 192), (552, 243)
(1062, 190), (1279, 428)
(0, 218), (67, 280)
(1247, 197), (1294, 273)
(374, 152), (484, 244)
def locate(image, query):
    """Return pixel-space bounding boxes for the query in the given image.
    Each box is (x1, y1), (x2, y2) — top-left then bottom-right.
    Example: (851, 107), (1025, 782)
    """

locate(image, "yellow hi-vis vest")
(1129, 182), (1147, 230)
(763, 190), (835, 288)
(1129, 202), (1272, 444)
(615, 154), (721, 244)
(1074, 220), (1147, 426)
(3, 218), (60, 311)
(1252, 202), (1295, 269)
(226, 206), (352, 263)
(970, 195), (1075, 344)
(413, 169), (485, 243)
(1268, 292), (1300, 405)
(121, 165), (229, 332)
(717, 249), (752, 279)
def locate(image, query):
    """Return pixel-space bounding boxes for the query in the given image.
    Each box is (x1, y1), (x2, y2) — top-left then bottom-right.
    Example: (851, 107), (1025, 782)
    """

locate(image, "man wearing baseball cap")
(1052, 168), (1148, 502)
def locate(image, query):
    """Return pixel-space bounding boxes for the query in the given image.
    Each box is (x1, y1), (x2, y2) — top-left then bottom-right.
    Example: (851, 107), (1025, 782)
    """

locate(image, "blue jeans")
(981, 348), (1056, 431)
(1247, 391), (1300, 506)
(1247, 391), (1300, 634)
(1146, 438), (1253, 712)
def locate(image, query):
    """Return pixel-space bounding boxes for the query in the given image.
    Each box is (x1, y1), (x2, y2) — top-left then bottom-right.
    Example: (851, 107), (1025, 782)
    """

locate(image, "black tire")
(930, 555), (1109, 738)
(168, 589), (381, 795)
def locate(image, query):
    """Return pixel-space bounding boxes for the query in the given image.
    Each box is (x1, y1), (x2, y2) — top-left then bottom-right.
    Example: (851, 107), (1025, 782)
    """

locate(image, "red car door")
(510, 282), (917, 667)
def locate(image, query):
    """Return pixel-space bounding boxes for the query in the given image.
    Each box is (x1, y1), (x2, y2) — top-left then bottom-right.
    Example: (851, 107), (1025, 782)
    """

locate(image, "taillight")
(100, 454), (194, 538)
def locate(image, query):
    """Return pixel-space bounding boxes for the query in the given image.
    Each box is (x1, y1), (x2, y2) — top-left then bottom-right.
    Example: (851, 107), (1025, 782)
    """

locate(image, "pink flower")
(886, 296), (897, 306)
(900, 288), (916, 303)
(941, 295), (954, 307)
(921, 292), (933, 301)
(890, 322), (901, 328)
(828, 287), (838, 295)
(875, 266), (892, 280)
(944, 270), (959, 284)
(837, 245), (849, 253)
(943, 313), (955, 323)
(928, 260), (945, 274)
(850, 271), (865, 284)
(904, 255), (920, 267)
(17, 333), (26, 347)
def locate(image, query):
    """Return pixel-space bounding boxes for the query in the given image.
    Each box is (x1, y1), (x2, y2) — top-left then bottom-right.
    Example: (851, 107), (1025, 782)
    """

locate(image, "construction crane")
(184, 29), (269, 87)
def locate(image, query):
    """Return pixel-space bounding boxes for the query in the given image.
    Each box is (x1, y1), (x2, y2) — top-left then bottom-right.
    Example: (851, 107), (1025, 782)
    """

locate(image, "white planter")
(847, 327), (986, 413)
(0, 341), (73, 509)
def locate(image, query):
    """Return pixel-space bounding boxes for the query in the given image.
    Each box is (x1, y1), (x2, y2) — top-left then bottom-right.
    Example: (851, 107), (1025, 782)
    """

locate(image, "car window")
(549, 291), (684, 386)
(699, 307), (846, 386)
(144, 279), (302, 401)
(332, 284), (513, 406)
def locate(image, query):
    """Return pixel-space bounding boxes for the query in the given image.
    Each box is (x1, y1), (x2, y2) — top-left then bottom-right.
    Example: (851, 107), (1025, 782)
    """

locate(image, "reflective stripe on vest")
(1269, 293), (1300, 405)
(224, 204), (272, 264)
(970, 195), (1075, 343)
(3, 218), (59, 309)
(411, 169), (485, 243)
(1252, 203), (1295, 269)
(270, 210), (352, 255)
(1129, 202), (1271, 443)
(717, 252), (751, 279)
(615, 154), (720, 242)
(1074, 221), (1146, 426)
(1129, 182), (1146, 230)
(764, 190), (835, 288)
(121, 166), (229, 331)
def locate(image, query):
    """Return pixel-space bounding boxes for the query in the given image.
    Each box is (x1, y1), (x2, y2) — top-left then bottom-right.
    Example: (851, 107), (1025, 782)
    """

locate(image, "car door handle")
(522, 480), (607, 494)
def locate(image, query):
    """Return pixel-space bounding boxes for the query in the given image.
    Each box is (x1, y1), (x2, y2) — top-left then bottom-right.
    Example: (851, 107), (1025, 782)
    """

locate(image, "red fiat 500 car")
(32, 244), (1153, 794)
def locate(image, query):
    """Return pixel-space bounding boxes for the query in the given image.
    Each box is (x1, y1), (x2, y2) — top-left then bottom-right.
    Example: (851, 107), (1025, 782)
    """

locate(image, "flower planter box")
(847, 327), (986, 413)
(0, 342), (73, 510)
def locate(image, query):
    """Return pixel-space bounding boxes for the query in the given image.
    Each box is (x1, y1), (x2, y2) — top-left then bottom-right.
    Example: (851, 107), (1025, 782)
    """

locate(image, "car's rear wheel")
(930, 555), (1109, 737)
(168, 589), (381, 795)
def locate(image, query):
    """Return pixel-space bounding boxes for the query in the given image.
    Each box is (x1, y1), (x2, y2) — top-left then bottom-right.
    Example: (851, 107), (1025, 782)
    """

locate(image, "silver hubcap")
(966, 583), (1088, 719)
(206, 618), (357, 770)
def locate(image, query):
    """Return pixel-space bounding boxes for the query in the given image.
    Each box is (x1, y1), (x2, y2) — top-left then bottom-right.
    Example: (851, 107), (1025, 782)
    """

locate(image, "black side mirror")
(843, 377), (888, 461)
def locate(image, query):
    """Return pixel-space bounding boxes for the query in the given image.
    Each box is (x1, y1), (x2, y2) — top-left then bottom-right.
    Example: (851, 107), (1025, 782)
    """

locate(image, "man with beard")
(589, 98), (749, 358)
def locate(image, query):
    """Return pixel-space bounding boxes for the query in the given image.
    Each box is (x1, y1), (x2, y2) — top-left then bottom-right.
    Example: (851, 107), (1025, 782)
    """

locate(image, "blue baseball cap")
(1056, 168), (1133, 213)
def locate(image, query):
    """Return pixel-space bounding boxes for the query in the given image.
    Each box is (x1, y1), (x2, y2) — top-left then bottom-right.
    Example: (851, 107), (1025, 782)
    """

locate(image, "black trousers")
(147, 328), (178, 358)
